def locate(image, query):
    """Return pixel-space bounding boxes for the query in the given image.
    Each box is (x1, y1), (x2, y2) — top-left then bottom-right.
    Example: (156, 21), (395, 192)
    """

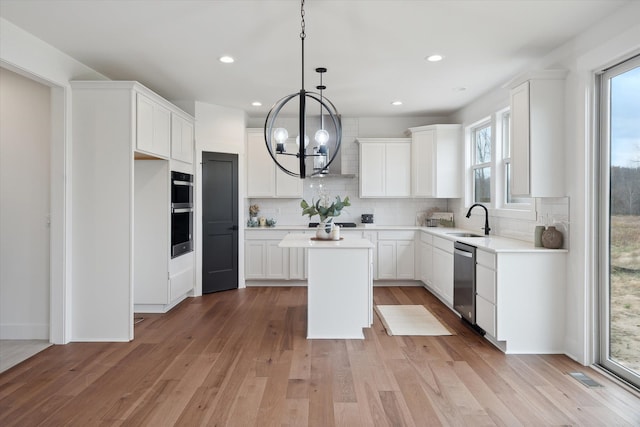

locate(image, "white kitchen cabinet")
(475, 248), (566, 354)
(408, 124), (462, 198)
(246, 129), (303, 198)
(419, 232), (433, 287)
(266, 240), (289, 279)
(475, 250), (497, 337)
(431, 236), (454, 306)
(357, 138), (411, 198)
(245, 230), (308, 280)
(508, 70), (566, 197)
(376, 231), (415, 280)
(245, 240), (267, 279)
(136, 93), (171, 158)
(71, 81), (195, 339)
(171, 113), (194, 164)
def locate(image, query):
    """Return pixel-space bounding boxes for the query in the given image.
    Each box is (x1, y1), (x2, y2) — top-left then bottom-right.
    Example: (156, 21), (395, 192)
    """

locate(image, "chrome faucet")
(466, 203), (491, 235)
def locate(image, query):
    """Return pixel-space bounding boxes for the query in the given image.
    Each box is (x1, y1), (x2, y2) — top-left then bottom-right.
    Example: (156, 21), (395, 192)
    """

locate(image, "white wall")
(0, 18), (107, 344)
(448, 1), (640, 364)
(194, 102), (247, 292)
(0, 68), (51, 339)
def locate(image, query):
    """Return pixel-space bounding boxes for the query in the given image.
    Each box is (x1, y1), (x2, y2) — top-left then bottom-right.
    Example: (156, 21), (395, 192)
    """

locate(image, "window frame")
(466, 108), (536, 220)
(470, 118), (493, 205)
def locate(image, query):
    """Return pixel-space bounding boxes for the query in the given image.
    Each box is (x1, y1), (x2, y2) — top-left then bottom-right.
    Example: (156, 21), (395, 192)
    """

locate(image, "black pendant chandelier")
(264, 0), (342, 179)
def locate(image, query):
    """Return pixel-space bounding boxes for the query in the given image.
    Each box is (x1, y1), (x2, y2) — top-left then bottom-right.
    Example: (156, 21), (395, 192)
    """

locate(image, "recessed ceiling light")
(251, 101), (262, 107)
(391, 101), (403, 106)
(452, 86), (467, 92)
(219, 55), (235, 64)
(426, 54), (443, 62)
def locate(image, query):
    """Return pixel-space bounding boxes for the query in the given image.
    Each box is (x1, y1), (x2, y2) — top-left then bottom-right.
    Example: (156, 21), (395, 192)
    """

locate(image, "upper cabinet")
(408, 124), (462, 198)
(246, 129), (303, 198)
(136, 93), (171, 158)
(357, 138), (411, 198)
(508, 70), (566, 197)
(171, 113), (194, 164)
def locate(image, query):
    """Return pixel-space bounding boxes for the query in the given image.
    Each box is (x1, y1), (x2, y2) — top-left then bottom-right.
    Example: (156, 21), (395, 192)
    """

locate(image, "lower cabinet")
(431, 236), (454, 306)
(475, 248), (566, 353)
(419, 232), (433, 287)
(475, 250), (497, 336)
(376, 231), (415, 280)
(245, 230), (306, 281)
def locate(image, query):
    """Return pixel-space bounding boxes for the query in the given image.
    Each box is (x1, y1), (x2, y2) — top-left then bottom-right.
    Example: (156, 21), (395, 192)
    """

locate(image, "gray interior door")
(202, 152), (238, 293)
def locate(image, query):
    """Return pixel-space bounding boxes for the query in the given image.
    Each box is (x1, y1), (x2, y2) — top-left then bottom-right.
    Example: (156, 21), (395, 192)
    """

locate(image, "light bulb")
(314, 129), (330, 145)
(296, 134), (310, 148)
(273, 128), (288, 143)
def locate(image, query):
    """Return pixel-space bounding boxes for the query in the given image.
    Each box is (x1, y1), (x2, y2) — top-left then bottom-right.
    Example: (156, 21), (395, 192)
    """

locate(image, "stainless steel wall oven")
(171, 171), (193, 258)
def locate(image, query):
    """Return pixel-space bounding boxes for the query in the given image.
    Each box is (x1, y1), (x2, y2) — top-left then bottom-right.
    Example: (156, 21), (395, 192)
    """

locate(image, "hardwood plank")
(0, 286), (638, 426)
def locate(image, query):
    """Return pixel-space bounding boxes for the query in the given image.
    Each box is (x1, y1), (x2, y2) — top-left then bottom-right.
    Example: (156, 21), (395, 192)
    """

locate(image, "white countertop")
(278, 233), (375, 249)
(249, 224), (567, 254)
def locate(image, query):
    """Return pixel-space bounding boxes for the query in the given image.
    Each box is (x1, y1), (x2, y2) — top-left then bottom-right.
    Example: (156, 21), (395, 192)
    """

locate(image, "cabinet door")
(412, 130), (435, 197)
(171, 114), (194, 164)
(289, 247), (306, 280)
(510, 81), (530, 196)
(432, 246), (453, 305)
(360, 143), (386, 197)
(386, 143), (411, 197)
(476, 295), (496, 337)
(377, 240), (396, 279)
(136, 93), (170, 158)
(245, 240), (266, 279)
(247, 130), (276, 197)
(275, 141), (304, 198)
(396, 240), (415, 279)
(266, 241), (288, 279)
(420, 240), (433, 285)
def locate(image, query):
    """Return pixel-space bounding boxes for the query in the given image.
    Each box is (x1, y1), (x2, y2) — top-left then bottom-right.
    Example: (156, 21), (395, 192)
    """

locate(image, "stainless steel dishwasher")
(453, 241), (484, 334)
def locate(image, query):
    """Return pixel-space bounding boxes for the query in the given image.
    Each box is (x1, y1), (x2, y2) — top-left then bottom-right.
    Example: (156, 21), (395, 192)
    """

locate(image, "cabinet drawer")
(377, 230), (416, 240)
(476, 249), (496, 269)
(432, 236), (453, 253)
(476, 295), (496, 337)
(476, 264), (496, 303)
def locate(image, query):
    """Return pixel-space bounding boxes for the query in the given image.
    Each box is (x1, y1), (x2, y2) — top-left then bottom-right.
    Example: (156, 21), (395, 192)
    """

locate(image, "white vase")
(316, 220), (334, 240)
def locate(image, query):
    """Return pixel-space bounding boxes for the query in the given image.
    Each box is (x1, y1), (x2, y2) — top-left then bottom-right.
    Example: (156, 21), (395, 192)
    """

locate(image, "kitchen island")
(279, 233), (374, 339)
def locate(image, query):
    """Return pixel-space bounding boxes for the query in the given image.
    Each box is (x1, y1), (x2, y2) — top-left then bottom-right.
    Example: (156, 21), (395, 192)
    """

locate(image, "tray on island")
(310, 237), (344, 241)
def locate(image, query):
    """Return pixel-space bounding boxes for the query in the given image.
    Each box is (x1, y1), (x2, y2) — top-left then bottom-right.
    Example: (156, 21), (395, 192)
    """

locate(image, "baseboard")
(0, 323), (49, 340)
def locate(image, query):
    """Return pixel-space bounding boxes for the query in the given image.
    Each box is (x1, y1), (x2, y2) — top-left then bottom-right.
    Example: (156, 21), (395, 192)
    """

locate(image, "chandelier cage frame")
(263, 0), (343, 179)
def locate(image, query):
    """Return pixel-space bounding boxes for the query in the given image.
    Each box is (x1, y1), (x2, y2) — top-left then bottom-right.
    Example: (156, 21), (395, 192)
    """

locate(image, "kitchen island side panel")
(307, 248), (372, 339)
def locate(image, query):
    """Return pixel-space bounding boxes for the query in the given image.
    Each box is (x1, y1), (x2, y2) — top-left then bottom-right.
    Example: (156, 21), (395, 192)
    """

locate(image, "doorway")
(0, 67), (52, 370)
(202, 152), (239, 293)
(598, 55), (640, 388)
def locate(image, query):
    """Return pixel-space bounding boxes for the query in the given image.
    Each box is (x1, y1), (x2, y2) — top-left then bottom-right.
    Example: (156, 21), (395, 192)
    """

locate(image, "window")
(500, 110), (532, 207)
(467, 109), (534, 218)
(471, 121), (491, 203)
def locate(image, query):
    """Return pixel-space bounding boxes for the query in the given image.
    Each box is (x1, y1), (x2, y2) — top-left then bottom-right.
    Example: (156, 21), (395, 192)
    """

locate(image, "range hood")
(318, 144), (356, 178)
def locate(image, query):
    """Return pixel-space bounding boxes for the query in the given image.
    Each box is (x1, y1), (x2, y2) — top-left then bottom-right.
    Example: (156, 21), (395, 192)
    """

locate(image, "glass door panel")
(599, 55), (640, 388)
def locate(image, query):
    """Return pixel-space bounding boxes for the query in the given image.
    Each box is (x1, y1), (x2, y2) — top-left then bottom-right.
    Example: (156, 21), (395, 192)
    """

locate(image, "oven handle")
(173, 180), (193, 186)
(172, 207), (193, 214)
(454, 248), (473, 258)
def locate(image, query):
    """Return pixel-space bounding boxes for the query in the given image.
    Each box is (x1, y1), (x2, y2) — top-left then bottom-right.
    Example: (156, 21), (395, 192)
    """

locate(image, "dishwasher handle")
(454, 248), (474, 258)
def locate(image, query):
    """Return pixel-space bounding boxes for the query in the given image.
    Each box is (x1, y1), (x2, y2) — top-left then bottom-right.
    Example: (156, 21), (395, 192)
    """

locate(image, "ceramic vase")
(316, 220), (334, 240)
(541, 226), (563, 249)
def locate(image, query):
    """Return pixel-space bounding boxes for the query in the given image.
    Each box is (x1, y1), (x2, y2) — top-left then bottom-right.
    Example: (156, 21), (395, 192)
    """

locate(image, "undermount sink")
(446, 232), (483, 238)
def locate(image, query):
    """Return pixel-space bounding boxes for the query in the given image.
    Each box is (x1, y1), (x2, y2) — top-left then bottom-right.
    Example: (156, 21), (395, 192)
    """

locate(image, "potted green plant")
(301, 196), (351, 239)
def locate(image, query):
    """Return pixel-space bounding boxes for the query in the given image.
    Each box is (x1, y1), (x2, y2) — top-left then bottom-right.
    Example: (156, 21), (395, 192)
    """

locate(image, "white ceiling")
(0, 0), (630, 117)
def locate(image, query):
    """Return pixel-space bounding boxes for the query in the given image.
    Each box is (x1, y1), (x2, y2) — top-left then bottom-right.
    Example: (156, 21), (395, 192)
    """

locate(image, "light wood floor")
(1, 286), (638, 426)
(0, 340), (51, 373)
